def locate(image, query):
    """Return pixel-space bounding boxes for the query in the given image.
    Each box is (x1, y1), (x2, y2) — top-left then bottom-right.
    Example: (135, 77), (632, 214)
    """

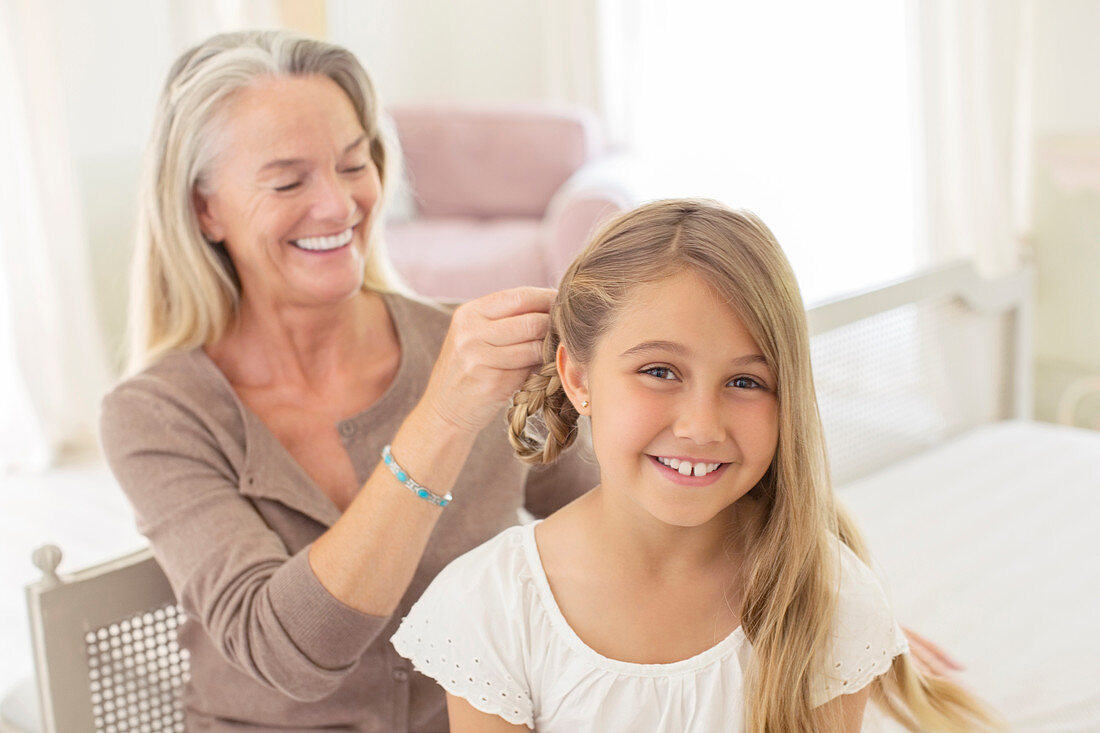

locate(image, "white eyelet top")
(391, 522), (907, 731)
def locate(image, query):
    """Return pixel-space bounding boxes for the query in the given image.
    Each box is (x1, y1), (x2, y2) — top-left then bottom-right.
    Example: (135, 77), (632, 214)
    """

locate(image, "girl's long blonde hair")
(126, 30), (406, 374)
(508, 199), (1001, 731)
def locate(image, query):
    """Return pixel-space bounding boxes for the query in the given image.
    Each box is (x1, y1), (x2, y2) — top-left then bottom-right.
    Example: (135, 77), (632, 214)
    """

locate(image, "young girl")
(391, 199), (999, 732)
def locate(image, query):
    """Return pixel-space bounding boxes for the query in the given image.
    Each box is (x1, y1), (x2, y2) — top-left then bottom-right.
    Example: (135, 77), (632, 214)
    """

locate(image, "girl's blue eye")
(730, 376), (764, 389)
(642, 366), (676, 380)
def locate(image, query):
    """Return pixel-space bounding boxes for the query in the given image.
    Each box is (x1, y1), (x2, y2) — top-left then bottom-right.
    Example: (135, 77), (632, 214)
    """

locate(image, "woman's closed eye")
(273, 164), (367, 192)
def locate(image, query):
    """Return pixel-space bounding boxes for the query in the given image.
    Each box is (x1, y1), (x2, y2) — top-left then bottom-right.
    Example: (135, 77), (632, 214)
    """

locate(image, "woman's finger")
(467, 287), (556, 321)
(480, 312), (550, 347)
(902, 625), (963, 669)
(462, 340), (545, 373)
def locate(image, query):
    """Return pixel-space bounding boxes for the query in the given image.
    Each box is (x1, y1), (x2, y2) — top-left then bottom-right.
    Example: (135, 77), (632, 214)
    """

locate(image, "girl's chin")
(626, 493), (731, 530)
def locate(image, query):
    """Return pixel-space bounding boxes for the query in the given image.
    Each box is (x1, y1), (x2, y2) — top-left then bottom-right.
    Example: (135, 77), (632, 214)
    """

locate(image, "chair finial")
(32, 544), (63, 585)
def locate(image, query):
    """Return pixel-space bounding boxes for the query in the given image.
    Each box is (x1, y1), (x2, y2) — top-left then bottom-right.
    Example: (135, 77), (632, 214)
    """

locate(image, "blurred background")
(1, 0), (1098, 702)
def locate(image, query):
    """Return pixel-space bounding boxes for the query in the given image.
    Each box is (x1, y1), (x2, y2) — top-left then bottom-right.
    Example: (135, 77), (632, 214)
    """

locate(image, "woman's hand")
(422, 287), (555, 435)
(902, 625), (965, 677)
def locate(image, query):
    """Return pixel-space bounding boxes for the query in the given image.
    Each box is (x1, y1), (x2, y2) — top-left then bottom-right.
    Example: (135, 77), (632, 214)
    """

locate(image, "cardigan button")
(393, 667), (409, 682)
(339, 422), (356, 437)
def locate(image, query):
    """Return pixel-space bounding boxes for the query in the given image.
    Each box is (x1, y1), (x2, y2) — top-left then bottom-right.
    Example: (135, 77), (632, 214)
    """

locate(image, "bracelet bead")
(382, 444), (452, 507)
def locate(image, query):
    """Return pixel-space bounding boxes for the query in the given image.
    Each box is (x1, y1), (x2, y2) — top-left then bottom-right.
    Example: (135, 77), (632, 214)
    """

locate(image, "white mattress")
(838, 420), (1100, 732)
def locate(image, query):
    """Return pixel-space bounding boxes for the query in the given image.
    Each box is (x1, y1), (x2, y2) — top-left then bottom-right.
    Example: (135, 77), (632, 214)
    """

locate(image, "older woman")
(100, 31), (595, 731)
(101, 30), (956, 733)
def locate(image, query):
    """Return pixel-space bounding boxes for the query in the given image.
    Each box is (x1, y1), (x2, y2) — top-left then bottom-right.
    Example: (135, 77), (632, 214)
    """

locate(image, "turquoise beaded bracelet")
(381, 444), (452, 507)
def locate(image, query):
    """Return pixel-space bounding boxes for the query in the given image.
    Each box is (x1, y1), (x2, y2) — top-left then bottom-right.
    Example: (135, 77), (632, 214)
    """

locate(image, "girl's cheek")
(606, 402), (653, 438)
(732, 396), (779, 444)
(595, 382), (666, 439)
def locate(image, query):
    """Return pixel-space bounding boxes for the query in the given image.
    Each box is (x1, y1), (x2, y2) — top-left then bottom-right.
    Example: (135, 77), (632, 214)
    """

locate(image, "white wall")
(1032, 0), (1100, 135)
(327, 0), (554, 105)
(1029, 0), (1100, 426)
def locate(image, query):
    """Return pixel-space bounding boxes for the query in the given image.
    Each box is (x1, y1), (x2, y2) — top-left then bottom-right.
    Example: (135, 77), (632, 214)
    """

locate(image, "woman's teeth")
(292, 227), (354, 251)
(656, 457), (722, 477)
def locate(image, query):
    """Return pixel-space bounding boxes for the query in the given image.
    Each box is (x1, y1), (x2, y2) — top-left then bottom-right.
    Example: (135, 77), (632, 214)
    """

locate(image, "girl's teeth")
(658, 456), (721, 477)
(293, 228), (353, 251)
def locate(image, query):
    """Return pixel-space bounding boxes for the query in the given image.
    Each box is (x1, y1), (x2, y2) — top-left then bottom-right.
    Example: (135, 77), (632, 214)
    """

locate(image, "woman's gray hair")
(126, 30), (405, 374)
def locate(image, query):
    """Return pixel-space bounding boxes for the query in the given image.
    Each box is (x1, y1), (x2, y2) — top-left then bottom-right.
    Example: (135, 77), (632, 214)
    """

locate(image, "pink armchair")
(383, 105), (632, 300)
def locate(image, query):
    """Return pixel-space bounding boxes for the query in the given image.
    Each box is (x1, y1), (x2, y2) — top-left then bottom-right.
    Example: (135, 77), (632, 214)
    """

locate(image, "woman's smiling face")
(195, 74), (381, 309)
(559, 269), (779, 528)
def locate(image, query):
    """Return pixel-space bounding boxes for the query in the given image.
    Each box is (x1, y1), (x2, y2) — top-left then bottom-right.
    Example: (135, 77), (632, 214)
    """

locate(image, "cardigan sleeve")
(100, 379), (390, 702)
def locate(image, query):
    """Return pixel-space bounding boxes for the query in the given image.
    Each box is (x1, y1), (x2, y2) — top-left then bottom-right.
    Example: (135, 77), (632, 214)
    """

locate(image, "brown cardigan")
(100, 293), (597, 732)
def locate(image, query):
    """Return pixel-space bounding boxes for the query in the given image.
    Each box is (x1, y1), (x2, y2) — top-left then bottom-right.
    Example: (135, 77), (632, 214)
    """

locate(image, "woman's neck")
(206, 289), (390, 391)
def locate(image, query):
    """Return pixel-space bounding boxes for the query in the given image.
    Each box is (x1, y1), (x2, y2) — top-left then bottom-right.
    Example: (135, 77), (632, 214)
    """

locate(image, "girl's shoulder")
(420, 523), (533, 600)
(391, 523), (540, 726)
(100, 348), (244, 450)
(812, 542), (910, 706)
(832, 542), (902, 632)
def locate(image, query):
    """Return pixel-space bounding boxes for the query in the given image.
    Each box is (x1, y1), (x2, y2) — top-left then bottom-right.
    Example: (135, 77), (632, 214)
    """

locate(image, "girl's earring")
(580, 400), (589, 409)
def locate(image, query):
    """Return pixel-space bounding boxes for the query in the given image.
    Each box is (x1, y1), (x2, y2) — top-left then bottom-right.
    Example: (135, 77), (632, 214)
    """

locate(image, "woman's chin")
(285, 272), (367, 306)
(288, 252), (368, 301)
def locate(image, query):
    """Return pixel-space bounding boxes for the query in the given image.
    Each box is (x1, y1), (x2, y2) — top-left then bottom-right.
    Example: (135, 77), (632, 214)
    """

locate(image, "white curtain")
(909, 0), (1034, 276)
(0, 0), (110, 472)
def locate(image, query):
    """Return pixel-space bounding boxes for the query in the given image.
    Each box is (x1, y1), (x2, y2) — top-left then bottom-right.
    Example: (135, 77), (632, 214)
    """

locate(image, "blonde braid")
(507, 327), (580, 465)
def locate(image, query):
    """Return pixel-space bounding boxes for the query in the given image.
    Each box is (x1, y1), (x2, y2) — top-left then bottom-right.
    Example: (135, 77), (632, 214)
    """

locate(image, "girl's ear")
(193, 187), (225, 243)
(556, 343), (590, 416)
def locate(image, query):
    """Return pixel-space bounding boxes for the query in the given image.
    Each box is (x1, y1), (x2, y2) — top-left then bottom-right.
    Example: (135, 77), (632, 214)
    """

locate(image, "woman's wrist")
(417, 387), (496, 436)
(386, 404), (482, 500)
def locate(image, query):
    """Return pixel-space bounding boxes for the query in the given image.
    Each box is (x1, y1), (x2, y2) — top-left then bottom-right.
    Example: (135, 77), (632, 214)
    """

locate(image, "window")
(602, 0), (919, 303)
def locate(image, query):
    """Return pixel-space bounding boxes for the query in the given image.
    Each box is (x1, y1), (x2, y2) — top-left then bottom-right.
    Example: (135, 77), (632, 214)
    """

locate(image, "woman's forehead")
(219, 76), (362, 148)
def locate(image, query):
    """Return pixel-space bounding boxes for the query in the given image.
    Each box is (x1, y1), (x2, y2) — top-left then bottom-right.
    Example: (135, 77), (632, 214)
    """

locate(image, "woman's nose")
(310, 171), (357, 222)
(671, 390), (727, 445)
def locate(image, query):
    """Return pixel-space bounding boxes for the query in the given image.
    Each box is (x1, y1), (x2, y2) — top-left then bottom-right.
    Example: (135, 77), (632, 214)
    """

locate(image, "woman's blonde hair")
(126, 30), (406, 373)
(508, 199), (1001, 731)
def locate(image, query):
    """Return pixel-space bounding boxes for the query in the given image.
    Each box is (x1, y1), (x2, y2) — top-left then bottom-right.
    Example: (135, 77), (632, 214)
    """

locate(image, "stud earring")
(580, 400), (589, 409)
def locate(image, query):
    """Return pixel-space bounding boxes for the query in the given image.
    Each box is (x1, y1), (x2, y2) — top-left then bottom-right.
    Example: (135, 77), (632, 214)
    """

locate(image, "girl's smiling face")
(559, 269), (779, 528)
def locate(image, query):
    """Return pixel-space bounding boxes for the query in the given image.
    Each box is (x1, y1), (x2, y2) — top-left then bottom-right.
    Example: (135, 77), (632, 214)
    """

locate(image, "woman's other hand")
(902, 625), (965, 677)
(422, 287), (555, 434)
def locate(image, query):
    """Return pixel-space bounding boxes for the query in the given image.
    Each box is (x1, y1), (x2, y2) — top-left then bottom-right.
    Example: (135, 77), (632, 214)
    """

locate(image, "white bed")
(807, 263), (1100, 731)
(843, 421), (1100, 731)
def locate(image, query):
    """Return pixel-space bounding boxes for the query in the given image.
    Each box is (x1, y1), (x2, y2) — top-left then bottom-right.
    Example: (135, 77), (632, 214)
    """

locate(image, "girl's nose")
(671, 391), (726, 445)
